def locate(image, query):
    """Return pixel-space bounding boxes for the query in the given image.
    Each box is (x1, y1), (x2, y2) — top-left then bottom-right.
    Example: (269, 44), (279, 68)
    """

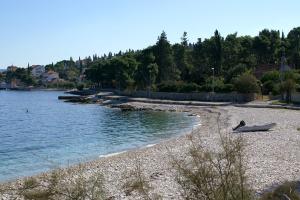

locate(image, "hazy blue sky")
(0, 0), (299, 68)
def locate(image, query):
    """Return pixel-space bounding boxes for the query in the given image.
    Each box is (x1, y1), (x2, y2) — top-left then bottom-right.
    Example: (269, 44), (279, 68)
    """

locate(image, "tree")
(287, 27), (300, 68)
(110, 54), (138, 90)
(239, 36), (256, 67)
(253, 29), (281, 64)
(225, 63), (248, 83)
(0, 72), (4, 82)
(27, 63), (31, 76)
(173, 32), (193, 81)
(60, 27), (300, 95)
(234, 73), (259, 93)
(154, 31), (179, 82)
(281, 79), (296, 103)
(181, 31), (188, 47)
(5, 68), (35, 86)
(223, 33), (240, 68)
(146, 63), (158, 95)
(92, 54), (98, 61)
(78, 57), (83, 70)
(85, 60), (111, 88)
(212, 30), (223, 75)
(191, 38), (208, 84)
(261, 70), (280, 83)
(261, 70), (281, 95)
(86, 56), (92, 67)
(135, 50), (157, 89)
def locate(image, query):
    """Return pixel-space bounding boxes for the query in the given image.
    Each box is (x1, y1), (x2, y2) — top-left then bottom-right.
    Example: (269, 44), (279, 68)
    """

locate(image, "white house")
(0, 81), (6, 89)
(42, 71), (59, 83)
(31, 65), (45, 77)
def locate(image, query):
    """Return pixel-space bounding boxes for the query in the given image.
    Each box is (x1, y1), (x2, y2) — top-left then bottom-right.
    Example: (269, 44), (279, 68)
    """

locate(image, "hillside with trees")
(2, 27), (300, 96)
(83, 27), (300, 95)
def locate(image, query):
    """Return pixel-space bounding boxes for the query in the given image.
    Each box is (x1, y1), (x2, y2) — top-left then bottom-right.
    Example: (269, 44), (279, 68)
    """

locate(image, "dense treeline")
(84, 27), (300, 94)
(5, 67), (35, 85)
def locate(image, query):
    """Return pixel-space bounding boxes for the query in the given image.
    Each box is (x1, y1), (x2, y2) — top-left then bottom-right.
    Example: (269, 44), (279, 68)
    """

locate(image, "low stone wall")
(116, 91), (256, 102)
(268, 92), (300, 103)
(268, 94), (281, 101)
(292, 92), (300, 103)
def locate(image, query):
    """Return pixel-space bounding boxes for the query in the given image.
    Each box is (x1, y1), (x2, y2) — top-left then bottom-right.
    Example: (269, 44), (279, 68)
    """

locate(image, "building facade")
(31, 65), (45, 77)
(42, 71), (59, 83)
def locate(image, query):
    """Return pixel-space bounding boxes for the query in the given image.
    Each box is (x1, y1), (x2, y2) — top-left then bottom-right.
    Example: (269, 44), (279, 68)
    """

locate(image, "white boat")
(234, 123), (276, 132)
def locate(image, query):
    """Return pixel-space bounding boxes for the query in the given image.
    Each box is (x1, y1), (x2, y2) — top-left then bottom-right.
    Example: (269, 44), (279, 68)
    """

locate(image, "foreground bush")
(260, 181), (300, 200)
(172, 132), (252, 200)
(122, 156), (162, 200)
(0, 166), (106, 200)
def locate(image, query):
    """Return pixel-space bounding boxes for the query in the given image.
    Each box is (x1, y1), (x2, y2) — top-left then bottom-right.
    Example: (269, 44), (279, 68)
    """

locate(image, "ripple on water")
(0, 91), (199, 182)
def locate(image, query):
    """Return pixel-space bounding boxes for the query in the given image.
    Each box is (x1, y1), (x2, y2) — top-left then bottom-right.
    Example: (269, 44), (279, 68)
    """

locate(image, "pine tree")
(181, 31), (188, 47)
(27, 63), (30, 76)
(154, 31), (179, 82)
(213, 30), (223, 75)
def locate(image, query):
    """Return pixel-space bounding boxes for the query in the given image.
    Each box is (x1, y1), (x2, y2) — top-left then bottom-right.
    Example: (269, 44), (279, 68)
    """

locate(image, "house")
(31, 65), (45, 77)
(7, 65), (17, 72)
(42, 71), (59, 83)
(0, 81), (6, 89)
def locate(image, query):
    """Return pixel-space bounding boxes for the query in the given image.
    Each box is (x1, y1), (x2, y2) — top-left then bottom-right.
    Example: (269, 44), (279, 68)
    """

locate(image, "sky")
(0, 0), (299, 69)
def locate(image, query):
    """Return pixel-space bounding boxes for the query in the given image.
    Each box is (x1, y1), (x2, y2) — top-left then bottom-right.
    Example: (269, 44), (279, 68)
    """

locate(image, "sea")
(0, 90), (198, 182)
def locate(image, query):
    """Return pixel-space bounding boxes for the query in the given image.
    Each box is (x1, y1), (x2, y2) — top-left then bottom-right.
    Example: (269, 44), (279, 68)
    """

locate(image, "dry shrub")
(123, 158), (161, 200)
(260, 181), (300, 200)
(172, 131), (253, 200)
(0, 165), (106, 200)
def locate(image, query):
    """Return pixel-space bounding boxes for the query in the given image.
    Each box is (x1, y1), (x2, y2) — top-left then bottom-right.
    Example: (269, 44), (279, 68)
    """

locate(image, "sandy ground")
(1, 102), (300, 199)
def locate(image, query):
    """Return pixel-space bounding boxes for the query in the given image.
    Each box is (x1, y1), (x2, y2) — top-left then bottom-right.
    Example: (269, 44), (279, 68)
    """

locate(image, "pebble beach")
(1, 102), (300, 199)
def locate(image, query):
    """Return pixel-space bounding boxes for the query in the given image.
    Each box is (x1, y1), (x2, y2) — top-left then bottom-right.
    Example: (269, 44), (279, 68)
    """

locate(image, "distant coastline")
(0, 87), (68, 91)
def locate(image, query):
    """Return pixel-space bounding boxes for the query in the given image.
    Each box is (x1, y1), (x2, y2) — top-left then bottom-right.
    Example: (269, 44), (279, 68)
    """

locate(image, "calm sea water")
(0, 90), (198, 182)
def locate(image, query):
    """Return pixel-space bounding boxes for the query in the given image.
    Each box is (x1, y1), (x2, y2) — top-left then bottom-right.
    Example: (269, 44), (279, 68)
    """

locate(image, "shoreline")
(0, 102), (214, 199)
(1, 102), (300, 199)
(0, 105), (200, 182)
(0, 88), (68, 92)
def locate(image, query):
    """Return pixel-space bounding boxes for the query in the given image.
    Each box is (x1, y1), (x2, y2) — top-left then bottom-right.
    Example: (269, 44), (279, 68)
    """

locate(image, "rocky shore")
(1, 102), (300, 199)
